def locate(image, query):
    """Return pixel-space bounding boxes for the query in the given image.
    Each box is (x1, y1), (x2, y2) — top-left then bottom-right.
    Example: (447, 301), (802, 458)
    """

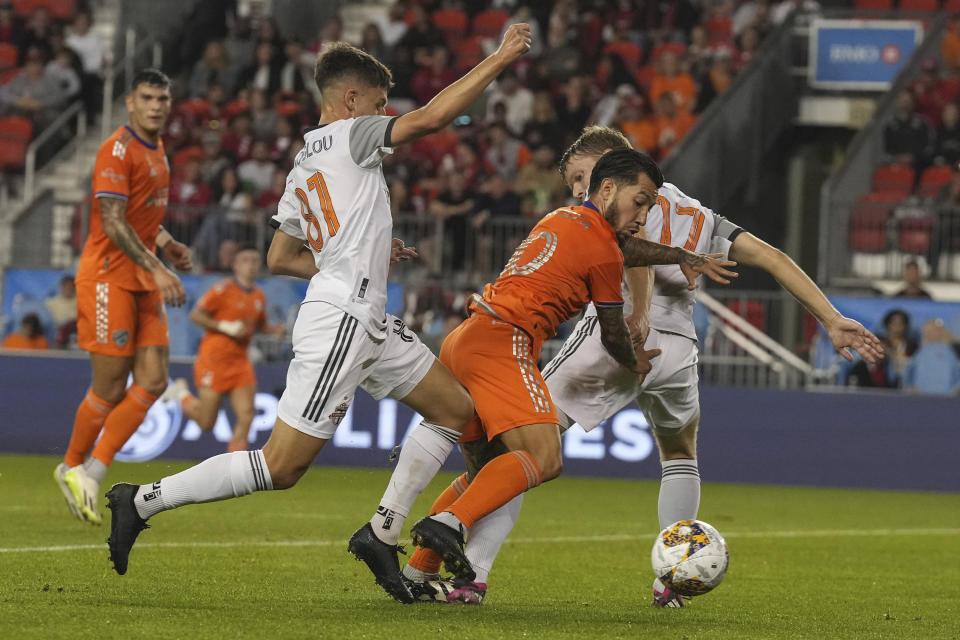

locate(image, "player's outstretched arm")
(266, 229), (320, 279)
(389, 24), (531, 146)
(596, 306), (661, 375)
(619, 234), (738, 289)
(728, 232), (884, 364)
(100, 196), (186, 306)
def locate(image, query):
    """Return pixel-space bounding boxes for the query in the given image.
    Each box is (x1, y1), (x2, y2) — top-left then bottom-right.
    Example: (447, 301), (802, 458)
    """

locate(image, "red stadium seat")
(703, 16), (732, 41)
(899, 0), (937, 8)
(872, 164), (915, 194)
(649, 42), (687, 63)
(0, 116), (34, 141)
(724, 299), (766, 331)
(854, 0), (894, 8)
(918, 165), (953, 198)
(945, 0), (960, 10)
(471, 9), (509, 39)
(0, 43), (17, 70)
(432, 8), (468, 47)
(28, 0), (74, 19)
(897, 217), (935, 253)
(603, 40), (643, 72)
(171, 145), (203, 170)
(0, 138), (27, 170)
(634, 64), (656, 88)
(849, 204), (890, 252)
(454, 36), (484, 73)
(0, 67), (20, 85)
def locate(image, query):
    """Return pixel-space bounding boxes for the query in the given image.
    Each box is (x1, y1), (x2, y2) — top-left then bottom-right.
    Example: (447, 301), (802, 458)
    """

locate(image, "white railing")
(22, 100), (86, 204)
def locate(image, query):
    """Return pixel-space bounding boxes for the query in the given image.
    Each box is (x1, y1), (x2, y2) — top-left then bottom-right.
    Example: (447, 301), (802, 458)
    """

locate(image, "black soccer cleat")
(410, 516), (475, 582)
(347, 523), (415, 604)
(105, 483), (149, 576)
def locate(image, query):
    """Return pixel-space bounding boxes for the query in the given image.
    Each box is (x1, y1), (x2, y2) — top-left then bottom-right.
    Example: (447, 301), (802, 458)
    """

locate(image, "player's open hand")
(626, 312), (650, 347)
(633, 346), (661, 375)
(152, 266), (187, 307)
(827, 314), (885, 364)
(679, 251), (738, 290)
(495, 23), (532, 65)
(390, 238), (419, 264)
(161, 239), (193, 271)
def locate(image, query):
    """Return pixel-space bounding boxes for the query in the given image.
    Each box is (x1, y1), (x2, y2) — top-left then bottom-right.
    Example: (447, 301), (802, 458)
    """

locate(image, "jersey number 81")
(295, 171), (340, 252)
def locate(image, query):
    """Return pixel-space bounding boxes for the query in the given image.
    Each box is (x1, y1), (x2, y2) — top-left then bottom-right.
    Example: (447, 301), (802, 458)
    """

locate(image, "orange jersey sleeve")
(195, 280), (267, 363)
(76, 126), (170, 291)
(475, 203), (623, 343)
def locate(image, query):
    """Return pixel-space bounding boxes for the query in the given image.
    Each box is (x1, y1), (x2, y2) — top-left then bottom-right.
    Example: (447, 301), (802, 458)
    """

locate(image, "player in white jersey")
(103, 26), (535, 604)
(399, 126), (884, 606)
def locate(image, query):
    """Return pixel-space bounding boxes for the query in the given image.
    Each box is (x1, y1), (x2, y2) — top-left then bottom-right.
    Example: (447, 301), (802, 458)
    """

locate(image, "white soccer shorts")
(543, 318), (700, 433)
(277, 301), (436, 439)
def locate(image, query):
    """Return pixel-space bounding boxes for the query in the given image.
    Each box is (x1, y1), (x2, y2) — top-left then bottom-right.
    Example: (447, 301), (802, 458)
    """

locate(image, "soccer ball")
(651, 519), (729, 597)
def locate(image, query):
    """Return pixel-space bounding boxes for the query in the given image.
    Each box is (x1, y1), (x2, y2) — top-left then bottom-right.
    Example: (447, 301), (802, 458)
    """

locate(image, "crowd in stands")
(0, 2), (105, 172)
(145, 0), (792, 274)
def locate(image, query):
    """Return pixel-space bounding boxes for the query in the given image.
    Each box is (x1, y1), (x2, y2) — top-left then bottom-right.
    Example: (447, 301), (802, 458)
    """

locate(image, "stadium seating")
(944, 0), (960, 10)
(899, 0), (939, 9)
(431, 8), (468, 48)
(13, 0), (75, 20)
(854, 0), (895, 8)
(849, 202), (890, 252)
(918, 165), (953, 198)
(897, 216), (935, 254)
(0, 43), (17, 71)
(0, 116), (34, 171)
(454, 36), (484, 73)
(603, 40), (643, 72)
(470, 9), (509, 39)
(871, 164), (915, 194)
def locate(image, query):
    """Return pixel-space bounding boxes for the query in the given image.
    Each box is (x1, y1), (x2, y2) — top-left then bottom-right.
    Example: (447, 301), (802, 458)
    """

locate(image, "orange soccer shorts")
(440, 313), (558, 443)
(76, 280), (168, 357)
(193, 353), (256, 393)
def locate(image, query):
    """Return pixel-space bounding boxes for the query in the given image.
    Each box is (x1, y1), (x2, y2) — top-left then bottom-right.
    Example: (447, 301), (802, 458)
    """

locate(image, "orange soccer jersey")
(446, 202), (624, 441)
(193, 279), (267, 393)
(75, 125), (171, 356)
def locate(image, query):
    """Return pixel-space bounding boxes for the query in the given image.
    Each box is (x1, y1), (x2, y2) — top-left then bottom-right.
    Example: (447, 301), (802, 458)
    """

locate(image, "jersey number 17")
(295, 171), (340, 252)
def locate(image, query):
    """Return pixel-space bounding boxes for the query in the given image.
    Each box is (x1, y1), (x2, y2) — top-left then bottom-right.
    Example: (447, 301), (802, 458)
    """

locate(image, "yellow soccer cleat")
(63, 465), (102, 525)
(53, 463), (85, 522)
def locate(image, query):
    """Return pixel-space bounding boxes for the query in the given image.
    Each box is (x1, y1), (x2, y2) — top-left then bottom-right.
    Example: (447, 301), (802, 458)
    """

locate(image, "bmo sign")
(810, 19), (922, 90)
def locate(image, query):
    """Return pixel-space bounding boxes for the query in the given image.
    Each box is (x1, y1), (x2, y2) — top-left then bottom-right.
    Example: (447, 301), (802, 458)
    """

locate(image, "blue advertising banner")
(1, 354), (957, 492)
(810, 19), (923, 90)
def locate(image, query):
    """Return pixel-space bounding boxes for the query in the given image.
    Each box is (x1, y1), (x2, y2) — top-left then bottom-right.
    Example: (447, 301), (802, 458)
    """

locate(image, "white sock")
(402, 565), (434, 581)
(429, 510), (466, 533)
(371, 421), (460, 544)
(134, 450), (272, 520)
(84, 458), (108, 484)
(658, 458), (700, 530)
(466, 493), (523, 584)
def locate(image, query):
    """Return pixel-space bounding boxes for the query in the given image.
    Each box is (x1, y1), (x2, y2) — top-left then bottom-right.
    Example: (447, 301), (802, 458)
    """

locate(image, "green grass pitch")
(1, 453), (958, 639)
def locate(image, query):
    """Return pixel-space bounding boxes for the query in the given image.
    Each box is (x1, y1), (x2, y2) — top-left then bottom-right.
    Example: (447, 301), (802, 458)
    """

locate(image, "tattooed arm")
(596, 306), (660, 374)
(99, 196), (186, 306)
(618, 234), (739, 290)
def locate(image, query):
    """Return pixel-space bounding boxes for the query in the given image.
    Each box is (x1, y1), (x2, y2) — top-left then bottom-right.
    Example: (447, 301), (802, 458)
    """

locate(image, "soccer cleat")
(159, 378), (189, 404)
(409, 516), (475, 582)
(53, 463), (84, 522)
(402, 574), (455, 603)
(447, 579), (487, 605)
(63, 464), (102, 525)
(347, 523), (414, 604)
(105, 483), (150, 576)
(651, 577), (686, 608)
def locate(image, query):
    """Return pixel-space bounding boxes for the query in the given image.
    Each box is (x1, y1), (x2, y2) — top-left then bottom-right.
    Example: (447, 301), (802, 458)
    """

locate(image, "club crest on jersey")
(113, 329), (129, 347)
(100, 168), (126, 184)
(328, 402), (350, 426)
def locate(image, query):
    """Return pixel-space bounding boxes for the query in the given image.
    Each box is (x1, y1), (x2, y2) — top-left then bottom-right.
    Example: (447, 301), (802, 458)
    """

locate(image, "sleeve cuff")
(595, 301), (625, 308)
(95, 191), (129, 200)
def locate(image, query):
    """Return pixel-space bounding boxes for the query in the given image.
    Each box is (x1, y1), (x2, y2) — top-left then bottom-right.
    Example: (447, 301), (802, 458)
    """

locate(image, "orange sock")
(65, 390), (116, 467)
(91, 384), (158, 466)
(446, 451), (540, 529)
(408, 473), (471, 574)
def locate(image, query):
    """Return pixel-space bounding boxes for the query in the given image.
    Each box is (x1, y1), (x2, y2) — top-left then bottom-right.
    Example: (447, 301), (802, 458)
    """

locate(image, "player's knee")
(426, 387), (474, 431)
(138, 377), (167, 398)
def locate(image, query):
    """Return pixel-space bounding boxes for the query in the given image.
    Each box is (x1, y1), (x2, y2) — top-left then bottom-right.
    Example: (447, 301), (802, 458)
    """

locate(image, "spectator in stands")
(882, 91), (934, 170)
(650, 51), (697, 114)
(168, 157), (212, 244)
(240, 41), (282, 94)
(359, 23), (391, 69)
(736, 26), (762, 71)
(500, 5), (543, 58)
(309, 15), (341, 55)
(45, 275), (76, 332)
(654, 91), (696, 159)
(1, 48), (64, 127)
(278, 39), (311, 94)
(398, 5), (445, 62)
(881, 309), (918, 384)
(194, 167), (255, 270)
(248, 88), (277, 140)
(909, 58), (960, 128)
(256, 16), (284, 58)
(943, 13), (960, 75)
(375, 2), (407, 49)
(484, 121), (530, 180)
(475, 171), (521, 219)
(903, 319), (960, 395)
(1, 313), (48, 350)
(255, 170), (286, 210)
(270, 116), (296, 163)
(412, 45), (457, 106)
(695, 47), (735, 113)
(485, 69), (535, 135)
(686, 25), (712, 79)
(199, 130), (232, 185)
(16, 7), (53, 65)
(541, 19), (580, 79)
(222, 110), (254, 163)
(935, 102), (960, 167)
(189, 41), (234, 98)
(45, 48), (81, 102)
(237, 140), (276, 195)
(515, 143), (567, 212)
(771, 0), (820, 26)
(556, 74), (592, 134)
(0, 3), (24, 47)
(521, 91), (563, 153)
(589, 83), (638, 129)
(430, 170), (478, 271)
(733, 0), (769, 37)
(65, 11), (103, 119)
(845, 346), (896, 389)
(894, 259), (933, 299)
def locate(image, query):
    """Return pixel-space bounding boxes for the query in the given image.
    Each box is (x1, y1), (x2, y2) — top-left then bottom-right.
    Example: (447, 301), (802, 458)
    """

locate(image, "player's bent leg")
(260, 417), (329, 489)
(188, 387), (223, 432)
(227, 384), (256, 451)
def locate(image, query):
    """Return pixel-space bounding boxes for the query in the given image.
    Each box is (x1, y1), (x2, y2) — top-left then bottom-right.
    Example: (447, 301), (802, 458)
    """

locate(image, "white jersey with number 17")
(270, 115), (397, 340)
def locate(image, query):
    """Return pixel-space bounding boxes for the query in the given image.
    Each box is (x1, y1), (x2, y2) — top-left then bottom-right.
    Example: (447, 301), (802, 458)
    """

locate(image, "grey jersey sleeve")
(348, 115), (397, 168)
(708, 212), (745, 258)
(269, 176), (307, 240)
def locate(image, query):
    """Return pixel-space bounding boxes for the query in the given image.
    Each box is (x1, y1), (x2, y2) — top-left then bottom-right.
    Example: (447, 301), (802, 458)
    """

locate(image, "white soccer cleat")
(54, 463), (84, 522)
(651, 577), (686, 608)
(63, 464), (102, 525)
(160, 378), (189, 404)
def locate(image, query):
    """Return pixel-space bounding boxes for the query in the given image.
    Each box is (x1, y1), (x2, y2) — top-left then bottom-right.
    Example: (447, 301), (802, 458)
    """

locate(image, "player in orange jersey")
(54, 69), (192, 525)
(163, 245), (284, 452)
(396, 148), (738, 584)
